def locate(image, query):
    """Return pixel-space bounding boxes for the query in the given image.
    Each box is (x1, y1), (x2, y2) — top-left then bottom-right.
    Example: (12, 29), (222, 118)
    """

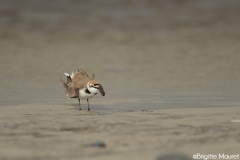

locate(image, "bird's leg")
(87, 99), (90, 111)
(78, 98), (81, 110)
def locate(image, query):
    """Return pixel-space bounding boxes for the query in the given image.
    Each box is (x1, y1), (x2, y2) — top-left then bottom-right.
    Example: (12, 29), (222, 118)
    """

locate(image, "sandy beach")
(0, 0), (240, 159)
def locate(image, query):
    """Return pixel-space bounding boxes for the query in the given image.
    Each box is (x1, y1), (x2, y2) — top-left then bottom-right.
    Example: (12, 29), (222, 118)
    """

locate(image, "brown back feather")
(71, 68), (94, 89)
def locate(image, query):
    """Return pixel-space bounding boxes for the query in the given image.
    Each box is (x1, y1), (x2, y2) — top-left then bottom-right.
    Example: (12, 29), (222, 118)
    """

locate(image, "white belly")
(79, 89), (96, 99)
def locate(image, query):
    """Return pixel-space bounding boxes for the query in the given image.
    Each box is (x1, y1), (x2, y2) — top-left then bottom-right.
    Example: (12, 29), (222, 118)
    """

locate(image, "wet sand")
(0, 0), (240, 159)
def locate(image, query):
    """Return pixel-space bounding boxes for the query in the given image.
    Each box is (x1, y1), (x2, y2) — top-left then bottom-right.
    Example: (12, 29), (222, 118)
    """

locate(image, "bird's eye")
(94, 84), (99, 87)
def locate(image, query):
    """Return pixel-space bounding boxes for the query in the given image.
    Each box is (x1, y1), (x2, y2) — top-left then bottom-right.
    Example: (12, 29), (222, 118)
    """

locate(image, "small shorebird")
(60, 69), (105, 111)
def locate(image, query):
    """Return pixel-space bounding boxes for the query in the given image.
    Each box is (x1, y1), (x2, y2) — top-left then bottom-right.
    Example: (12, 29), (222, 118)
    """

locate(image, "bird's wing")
(71, 69), (94, 89)
(66, 86), (79, 98)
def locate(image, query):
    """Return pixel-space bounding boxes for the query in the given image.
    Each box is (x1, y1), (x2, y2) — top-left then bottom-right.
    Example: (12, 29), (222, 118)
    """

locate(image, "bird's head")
(87, 80), (105, 96)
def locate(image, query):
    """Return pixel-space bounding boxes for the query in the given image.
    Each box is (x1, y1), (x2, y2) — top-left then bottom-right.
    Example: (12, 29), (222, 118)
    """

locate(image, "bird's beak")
(98, 84), (105, 96)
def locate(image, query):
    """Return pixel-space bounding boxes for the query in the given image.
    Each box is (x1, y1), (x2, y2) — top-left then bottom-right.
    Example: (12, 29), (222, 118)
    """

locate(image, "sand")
(0, 0), (240, 159)
(0, 105), (239, 160)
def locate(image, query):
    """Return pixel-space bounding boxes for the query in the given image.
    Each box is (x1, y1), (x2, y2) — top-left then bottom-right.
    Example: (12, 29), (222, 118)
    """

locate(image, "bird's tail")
(59, 78), (79, 98)
(59, 78), (68, 88)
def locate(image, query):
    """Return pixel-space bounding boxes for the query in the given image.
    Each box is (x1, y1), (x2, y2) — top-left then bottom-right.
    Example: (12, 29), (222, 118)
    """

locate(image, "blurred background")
(1, 0), (240, 110)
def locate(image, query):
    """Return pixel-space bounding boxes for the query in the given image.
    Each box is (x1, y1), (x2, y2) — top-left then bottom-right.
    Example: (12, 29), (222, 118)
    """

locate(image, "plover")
(60, 69), (105, 111)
